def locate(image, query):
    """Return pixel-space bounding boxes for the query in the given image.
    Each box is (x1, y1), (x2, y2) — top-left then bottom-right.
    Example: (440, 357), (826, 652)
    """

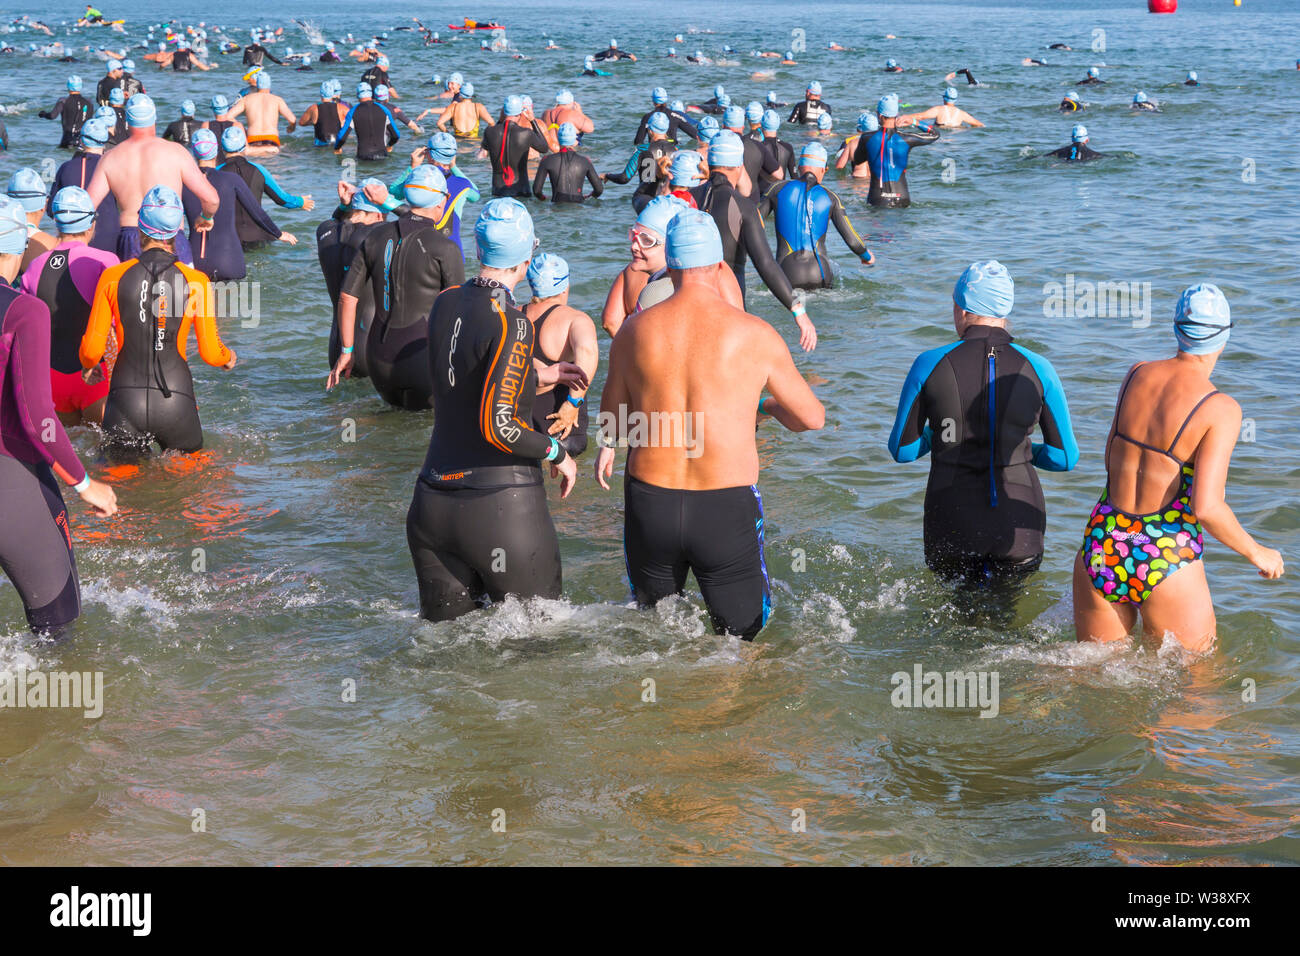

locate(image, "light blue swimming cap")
(1088, 66), (1100, 77)
(404, 164), (448, 208)
(714, 84), (725, 99)
(785, 51), (794, 60)
(651, 86), (668, 105)
(761, 109), (781, 132)
(1072, 124), (1088, 142)
(1065, 90), (1079, 101)
(709, 130), (745, 167)
(558, 122), (579, 146)
(886, 59), (898, 69)
(349, 178), (384, 214)
(953, 260), (1015, 318)
(503, 94), (523, 117)
(666, 209), (723, 269)
(449, 71), (464, 85)
(6, 168), (47, 213)
(716, 93), (732, 108)
(745, 101), (763, 124)
(462, 83), (475, 97)
(221, 125), (247, 153)
(256, 72), (271, 91)
(123, 59), (135, 71)
(668, 151), (703, 186)
(0, 198), (28, 256)
(427, 131), (457, 163)
(80, 118), (110, 147)
(647, 111), (670, 135)
(1174, 283), (1232, 355)
(475, 198), (536, 269)
(527, 253), (570, 298)
(767, 90), (778, 103)
(51, 186), (97, 233)
(125, 93), (156, 127)
(807, 80), (822, 95)
(94, 105), (116, 126)
(696, 115), (720, 142)
(668, 47), (676, 56)
(138, 184), (184, 240)
(1187, 71), (1197, 81)
(857, 111), (879, 133)
(671, 100), (685, 113)
(191, 128), (218, 160)
(817, 112), (833, 130)
(800, 142), (828, 167)
(1133, 90), (1148, 104)
(357, 82), (373, 99)
(377, 54), (389, 68)
(943, 86), (958, 102)
(106, 58), (122, 72)
(375, 85), (390, 100)
(211, 94), (229, 114)
(722, 105), (745, 129)
(108, 87), (125, 106)
(320, 81), (334, 99)
(638, 194), (690, 234)
(67, 75), (82, 91)
(181, 98), (196, 116)
(877, 93), (899, 117)
(555, 89), (573, 105)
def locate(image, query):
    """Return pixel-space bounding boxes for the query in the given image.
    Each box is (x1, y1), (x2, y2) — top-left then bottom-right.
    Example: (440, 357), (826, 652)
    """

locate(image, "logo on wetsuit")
(494, 338), (531, 443)
(447, 316), (462, 386)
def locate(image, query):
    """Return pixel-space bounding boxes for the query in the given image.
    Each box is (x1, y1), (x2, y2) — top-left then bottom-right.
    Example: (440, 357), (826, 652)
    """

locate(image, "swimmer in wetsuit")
(1044, 124), (1103, 162)
(1059, 90), (1083, 112)
(604, 111), (675, 212)
(327, 165), (464, 410)
(335, 83), (399, 161)
(760, 142), (873, 291)
(47, 120), (120, 256)
(1072, 284), (1284, 652)
(217, 126), (313, 247)
(0, 197), (117, 636)
(80, 185), (238, 459)
(161, 100), (202, 147)
(756, 109), (796, 192)
(317, 179), (386, 377)
(720, 105), (772, 199)
(39, 74), (93, 149)
(1184, 71), (1199, 86)
(888, 260), (1079, 587)
(592, 39), (636, 62)
(532, 123), (603, 203)
(482, 95), (550, 198)
(523, 254), (598, 459)
(1078, 66), (1104, 85)
(788, 81), (832, 125)
(1130, 90), (1160, 112)
(853, 93), (940, 208)
(407, 199), (585, 622)
(201, 95), (245, 164)
(946, 68), (979, 86)
(633, 87), (698, 145)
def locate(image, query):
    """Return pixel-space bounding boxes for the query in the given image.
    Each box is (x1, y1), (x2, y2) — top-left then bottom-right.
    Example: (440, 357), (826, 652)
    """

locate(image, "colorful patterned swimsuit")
(1081, 380), (1219, 605)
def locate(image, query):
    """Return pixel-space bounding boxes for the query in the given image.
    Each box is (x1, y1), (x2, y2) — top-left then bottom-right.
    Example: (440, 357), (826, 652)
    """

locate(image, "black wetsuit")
(591, 47), (634, 62)
(310, 100), (343, 146)
(737, 133), (771, 199)
(1045, 142), (1103, 162)
(757, 135), (796, 193)
(242, 44), (281, 67)
(481, 119), (550, 197)
(528, 304), (588, 458)
(95, 74), (121, 106)
(47, 151), (119, 255)
(532, 148), (603, 203)
(39, 91), (92, 148)
(108, 106), (127, 143)
(360, 65), (389, 88)
(316, 213), (380, 377)
(120, 73), (143, 98)
(408, 278), (566, 621)
(1078, 75), (1105, 85)
(690, 171), (797, 310)
(319, 50), (341, 63)
(632, 105), (698, 145)
(952, 68), (978, 86)
(853, 124), (940, 208)
(605, 139), (674, 212)
(181, 166), (280, 280)
(204, 118), (237, 162)
(1059, 98), (1083, 113)
(340, 214), (464, 410)
(334, 100), (395, 161)
(218, 155), (293, 245)
(162, 116), (201, 147)
(788, 97), (832, 126)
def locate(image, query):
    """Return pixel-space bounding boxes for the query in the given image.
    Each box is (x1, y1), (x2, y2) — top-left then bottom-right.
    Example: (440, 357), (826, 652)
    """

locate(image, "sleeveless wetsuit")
(47, 152), (120, 255)
(311, 100), (343, 146)
(316, 214), (379, 377)
(690, 172), (796, 310)
(528, 305), (588, 458)
(181, 166), (281, 280)
(480, 119), (550, 197)
(170, 48), (194, 71)
(854, 125), (940, 208)
(407, 278), (566, 621)
(532, 148), (603, 203)
(340, 214), (465, 409)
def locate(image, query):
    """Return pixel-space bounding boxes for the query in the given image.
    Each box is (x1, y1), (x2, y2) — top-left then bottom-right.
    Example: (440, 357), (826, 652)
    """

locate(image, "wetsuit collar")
(960, 323), (1012, 345)
(469, 275), (517, 308)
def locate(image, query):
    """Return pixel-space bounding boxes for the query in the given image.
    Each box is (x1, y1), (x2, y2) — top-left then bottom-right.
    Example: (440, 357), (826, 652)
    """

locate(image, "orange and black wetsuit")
(80, 246), (232, 457)
(406, 277), (567, 621)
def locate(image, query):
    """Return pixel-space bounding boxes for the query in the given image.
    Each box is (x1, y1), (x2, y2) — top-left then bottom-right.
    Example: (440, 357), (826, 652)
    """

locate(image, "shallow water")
(1, 0), (1297, 865)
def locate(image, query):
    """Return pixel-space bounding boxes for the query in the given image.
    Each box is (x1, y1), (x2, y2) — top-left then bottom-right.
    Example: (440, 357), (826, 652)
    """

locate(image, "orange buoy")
(1148, 0), (1177, 12)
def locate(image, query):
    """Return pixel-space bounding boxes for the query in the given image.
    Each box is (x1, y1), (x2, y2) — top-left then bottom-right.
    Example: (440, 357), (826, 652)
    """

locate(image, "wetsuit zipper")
(986, 345), (997, 508)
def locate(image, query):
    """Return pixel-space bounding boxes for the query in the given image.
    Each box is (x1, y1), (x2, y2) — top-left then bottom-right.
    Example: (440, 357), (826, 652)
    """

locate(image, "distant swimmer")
(19, 187), (119, 427)
(828, 41), (848, 52)
(434, 82), (494, 138)
(1059, 90), (1084, 112)
(592, 39), (636, 62)
(1048, 43), (1072, 51)
(765, 90), (789, 109)
(1074, 284), (1283, 652)
(603, 112), (674, 211)
(759, 142), (872, 290)
(335, 83), (399, 161)
(242, 30), (282, 68)
(46, 121), (119, 256)
(523, 254), (598, 459)
(835, 112), (877, 179)
(481, 95), (550, 198)
(319, 42), (341, 63)
(634, 87), (698, 145)
(900, 86), (985, 128)
(853, 94), (940, 208)
(888, 260), (1078, 587)
(0, 197), (118, 636)
(300, 81), (347, 147)
(594, 210), (825, 641)
(317, 179), (385, 377)
(161, 42), (213, 72)
(224, 72), (297, 156)
(788, 81), (832, 126)
(532, 124), (603, 203)
(80, 185), (238, 458)
(582, 57), (612, 77)
(161, 100), (202, 147)
(946, 68), (979, 86)
(665, 47), (678, 58)
(38, 74), (93, 148)
(1184, 71), (1199, 86)
(1044, 124), (1103, 162)
(883, 58), (904, 73)
(779, 51), (798, 66)
(1021, 58), (1048, 67)
(408, 199), (586, 622)
(1078, 66), (1104, 85)
(8, 169), (57, 272)
(1130, 90), (1160, 112)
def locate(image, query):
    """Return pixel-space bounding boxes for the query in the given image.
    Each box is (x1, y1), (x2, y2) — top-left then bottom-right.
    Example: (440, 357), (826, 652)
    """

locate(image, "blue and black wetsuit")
(604, 139), (674, 211)
(181, 166), (282, 280)
(335, 100), (399, 161)
(1045, 143), (1103, 162)
(888, 324), (1079, 582)
(760, 172), (868, 289)
(853, 123), (939, 208)
(216, 155), (305, 245)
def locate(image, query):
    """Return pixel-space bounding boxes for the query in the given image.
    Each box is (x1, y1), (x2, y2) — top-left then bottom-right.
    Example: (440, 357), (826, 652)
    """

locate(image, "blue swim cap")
(138, 185), (184, 241)
(449, 71), (464, 85)
(761, 109), (781, 132)
(817, 112), (833, 130)
(527, 253), (570, 298)
(886, 59), (898, 69)
(181, 98), (196, 116)
(722, 105), (745, 129)
(1174, 283), (1232, 355)
(375, 85), (390, 101)
(256, 72), (271, 91)
(377, 54), (389, 68)
(6, 168), (47, 214)
(404, 164), (448, 208)
(1065, 91), (1079, 102)
(427, 131), (457, 163)
(651, 86), (668, 105)
(191, 128), (218, 160)
(943, 86), (958, 102)
(503, 94), (523, 117)
(123, 59), (135, 71)
(785, 51), (794, 60)
(953, 260), (1015, 318)
(67, 74), (82, 91)
(745, 101), (763, 124)
(807, 80), (822, 95)
(671, 100), (686, 113)
(357, 83), (373, 99)
(800, 142), (828, 168)
(877, 93), (899, 117)
(319, 81), (333, 99)
(647, 111), (670, 135)
(666, 209), (723, 269)
(709, 130), (745, 167)
(555, 89), (574, 105)
(211, 94), (229, 115)
(857, 111), (879, 133)
(94, 105), (116, 126)
(221, 125), (247, 153)
(1072, 124), (1088, 142)
(462, 83), (475, 97)
(108, 87), (125, 106)
(475, 198), (536, 269)
(1133, 90), (1148, 104)
(558, 122), (579, 146)
(1088, 66), (1100, 77)
(52, 186), (97, 234)
(668, 151), (703, 186)
(1187, 71), (1198, 81)
(696, 114), (720, 143)
(125, 93), (156, 127)
(714, 84), (725, 99)
(638, 195), (690, 235)
(80, 118), (110, 147)
(767, 90), (778, 103)
(106, 58), (122, 72)
(717, 93), (732, 108)
(0, 198), (28, 256)
(349, 178), (384, 213)
(668, 47), (677, 56)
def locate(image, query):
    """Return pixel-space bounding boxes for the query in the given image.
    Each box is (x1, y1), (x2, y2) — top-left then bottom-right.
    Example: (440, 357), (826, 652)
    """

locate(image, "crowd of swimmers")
(0, 20), (1286, 654)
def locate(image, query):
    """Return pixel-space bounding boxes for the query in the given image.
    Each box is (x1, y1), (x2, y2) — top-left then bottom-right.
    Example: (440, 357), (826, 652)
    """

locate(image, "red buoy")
(1148, 0), (1177, 12)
